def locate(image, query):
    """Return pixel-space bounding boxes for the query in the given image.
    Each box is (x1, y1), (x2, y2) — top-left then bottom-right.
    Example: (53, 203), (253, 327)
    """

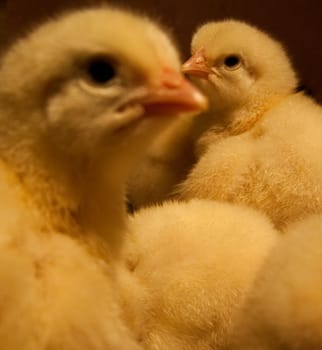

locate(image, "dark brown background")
(3, 0), (322, 100)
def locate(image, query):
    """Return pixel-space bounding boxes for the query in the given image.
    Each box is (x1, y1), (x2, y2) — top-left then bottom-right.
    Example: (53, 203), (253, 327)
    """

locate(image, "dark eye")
(223, 55), (241, 69)
(86, 57), (116, 84)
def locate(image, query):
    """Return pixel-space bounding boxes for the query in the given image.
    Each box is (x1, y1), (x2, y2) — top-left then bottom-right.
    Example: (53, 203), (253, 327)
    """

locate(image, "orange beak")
(142, 67), (208, 115)
(181, 48), (211, 79)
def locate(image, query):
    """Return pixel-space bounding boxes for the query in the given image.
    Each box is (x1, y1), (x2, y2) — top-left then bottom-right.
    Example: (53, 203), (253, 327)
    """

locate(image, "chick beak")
(141, 67), (208, 115)
(181, 48), (211, 79)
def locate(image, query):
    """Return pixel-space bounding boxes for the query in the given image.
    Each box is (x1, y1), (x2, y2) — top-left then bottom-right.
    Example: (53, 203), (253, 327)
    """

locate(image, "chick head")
(182, 20), (298, 113)
(0, 7), (207, 160)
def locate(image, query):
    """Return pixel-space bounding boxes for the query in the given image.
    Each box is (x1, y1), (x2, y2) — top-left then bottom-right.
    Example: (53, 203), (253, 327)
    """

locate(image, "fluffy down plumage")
(179, 20), (322, 228)
(123, 199), (278, 349)
(226, 215), (322, 350)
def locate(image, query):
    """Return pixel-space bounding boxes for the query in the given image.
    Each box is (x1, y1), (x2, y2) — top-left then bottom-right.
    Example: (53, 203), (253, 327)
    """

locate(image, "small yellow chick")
(0, 6), (205, 349)
(124, 199), (278, 349)
(227, 214), (322, 350)
(179, 19), (322, 228)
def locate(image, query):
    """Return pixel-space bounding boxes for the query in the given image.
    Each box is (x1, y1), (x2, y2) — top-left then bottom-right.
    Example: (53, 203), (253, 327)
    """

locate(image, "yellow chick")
(227, 214), (322, 350)
(124, 199), (278, 349)
(0, 6), (205, 349)
(179, 19), (322, 228)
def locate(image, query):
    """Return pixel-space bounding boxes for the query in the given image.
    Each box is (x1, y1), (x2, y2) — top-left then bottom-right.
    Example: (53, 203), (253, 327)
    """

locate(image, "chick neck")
(193, 90), (290, 157)
(0, 109), (131, 257)
(206, 90), (289, 135)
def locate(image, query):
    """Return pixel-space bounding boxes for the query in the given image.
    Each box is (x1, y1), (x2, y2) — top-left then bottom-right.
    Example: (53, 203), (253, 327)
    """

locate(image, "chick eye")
(86, 57), (116, 84)
(223, 55), (241, 69)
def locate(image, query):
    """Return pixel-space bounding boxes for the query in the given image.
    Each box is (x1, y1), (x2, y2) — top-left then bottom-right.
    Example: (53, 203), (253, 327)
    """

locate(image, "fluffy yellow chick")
(179, 20), (322, 228)
(0, 6), (205, 349)
(227, 215), (322, 350)
(124, 199), (278, 349)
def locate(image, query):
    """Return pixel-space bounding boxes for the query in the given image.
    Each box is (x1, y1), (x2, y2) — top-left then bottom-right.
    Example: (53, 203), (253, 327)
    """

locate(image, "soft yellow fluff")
(124, 199), (278, 349)
(227, 215), (322, 349)
(0, 159), (141, 350)
(0, 6), (194, 349)
(177, 20), (322, 229)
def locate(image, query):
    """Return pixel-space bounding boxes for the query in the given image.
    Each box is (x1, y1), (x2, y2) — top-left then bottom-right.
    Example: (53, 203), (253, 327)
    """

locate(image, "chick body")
(125, 199), (277, 349)
(179, 92), (322, 228)
(227, 214), (322, 350)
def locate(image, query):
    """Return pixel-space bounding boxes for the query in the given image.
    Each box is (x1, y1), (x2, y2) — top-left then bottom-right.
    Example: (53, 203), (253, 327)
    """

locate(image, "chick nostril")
(160, 67), (183, 89)
(195, 57), (205, 64)
(162, 79), (182, 89)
